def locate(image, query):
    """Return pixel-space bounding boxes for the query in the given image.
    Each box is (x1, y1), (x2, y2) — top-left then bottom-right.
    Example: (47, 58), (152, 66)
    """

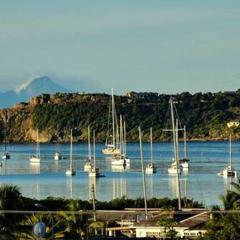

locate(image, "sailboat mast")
(93, 130), (96, 166)
(70, 129), (73, 170)
(36, 129), (40, 158)
(119, 115), (123, 155)
(170, 98), (181, 210)
(88, 125), (91, 160)
(184, 125), (187, 159)
(230, 132), (232, 168)
(139, 126), (148, 219)
(111, 88), (116, 147)
(124, 120), (127, 156)
(150, 127), (153, 164)
(175, 119), (182, 210)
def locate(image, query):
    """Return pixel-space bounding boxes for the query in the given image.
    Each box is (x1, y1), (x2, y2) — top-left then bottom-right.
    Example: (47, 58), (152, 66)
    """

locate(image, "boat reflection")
(66, 177), (73, 199)
(89, 175), (97, 200)
(113, 178), (127, 199)
(29, 162), (40, 174)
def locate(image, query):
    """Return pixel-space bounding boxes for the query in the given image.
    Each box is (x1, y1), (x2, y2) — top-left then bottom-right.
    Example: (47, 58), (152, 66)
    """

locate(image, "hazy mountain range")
(0, 76), (71, 108)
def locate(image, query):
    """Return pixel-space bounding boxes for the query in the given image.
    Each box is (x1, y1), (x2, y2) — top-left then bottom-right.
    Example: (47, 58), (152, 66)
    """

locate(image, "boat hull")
(102, 148), (121, 155)
(29, 156), (40, 163)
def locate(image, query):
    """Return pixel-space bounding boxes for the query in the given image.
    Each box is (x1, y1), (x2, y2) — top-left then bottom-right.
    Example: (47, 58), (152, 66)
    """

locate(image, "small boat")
(84, 126), (94, 172)
(84, 160), (93, 172)
(168, 161), (182, 174)
(112, 155), (126, 166)
(179, 126), (189, 170)
(111, 115), (130, 168)
(102, 89), (120, 155)
(30, 129), (41, 163)
(145, 127), (156, 174)
(54, 151), (62, 161)
(89, 130), (104, 178)
(179, 158), (189, 169)
(2, 152), (10, 160)
(146, 163), (157, 174)
(66, 129), (76, 176)
(218, 165), (237, 177)
(167, 98), (182, 175)
(2, 114), (10, 160)
(218, 126), (238, 178)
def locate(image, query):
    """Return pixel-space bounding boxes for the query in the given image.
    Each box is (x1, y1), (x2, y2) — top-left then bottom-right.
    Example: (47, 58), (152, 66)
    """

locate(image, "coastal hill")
(1, 90), (240, 143)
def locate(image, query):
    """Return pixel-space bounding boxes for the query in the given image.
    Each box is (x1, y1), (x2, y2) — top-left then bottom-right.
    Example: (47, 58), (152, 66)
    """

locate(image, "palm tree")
(18, 213), (64, 239)
(220, 177), (240, 210)
(0, 184), (24, 237)
(55, 211), (88, 239)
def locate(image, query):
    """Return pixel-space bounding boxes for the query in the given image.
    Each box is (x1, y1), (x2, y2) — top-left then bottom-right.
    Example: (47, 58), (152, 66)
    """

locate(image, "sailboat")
(89, 131), (103, 178)
(2, 116), (10, 160)
(179, 126), (189, 170)
(167, 98), (182, 175)
(145, 127), (157, 174)
(102, 89), (120, 155)
(218, 125), (237, 177)
(29, 129), (41, 163)
(66, 129), (76, 176)
(54, 125), (63, 160)
(111, 115), (130, 167)
(84, 125), (94, 172)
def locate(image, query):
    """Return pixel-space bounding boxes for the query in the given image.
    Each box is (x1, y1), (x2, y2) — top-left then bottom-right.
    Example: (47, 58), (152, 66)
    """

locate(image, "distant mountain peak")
(0, 76), (72, 108)
(18, 76), (71, 95)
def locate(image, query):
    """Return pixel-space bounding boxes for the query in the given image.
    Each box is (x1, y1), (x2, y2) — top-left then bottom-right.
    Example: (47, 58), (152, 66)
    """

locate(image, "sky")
(0, 0), (240, 94)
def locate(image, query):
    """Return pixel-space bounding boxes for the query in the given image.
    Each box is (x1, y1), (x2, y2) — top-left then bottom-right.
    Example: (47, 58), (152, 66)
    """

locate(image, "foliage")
(200, 177), (240, 239)
(25, 91), (240, 142)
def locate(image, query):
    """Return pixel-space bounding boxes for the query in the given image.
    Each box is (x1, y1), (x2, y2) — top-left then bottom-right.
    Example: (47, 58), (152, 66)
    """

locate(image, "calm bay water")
(0, 141), (239, 207)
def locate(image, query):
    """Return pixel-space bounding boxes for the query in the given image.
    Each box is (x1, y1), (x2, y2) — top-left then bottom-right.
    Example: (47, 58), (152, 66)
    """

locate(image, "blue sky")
(0, 0), (240, 94)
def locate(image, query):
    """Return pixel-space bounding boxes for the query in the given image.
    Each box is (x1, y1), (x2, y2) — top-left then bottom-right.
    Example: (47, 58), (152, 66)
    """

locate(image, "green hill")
(1, 90), (240, 143)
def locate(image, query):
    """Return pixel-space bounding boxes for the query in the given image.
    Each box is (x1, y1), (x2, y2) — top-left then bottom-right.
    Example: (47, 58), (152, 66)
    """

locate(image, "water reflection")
(222, 176), (237, 192)
(89, 176), (96, 200)
(146, 176), (153, 199)
(112, 178), (127, 199)
(168, 176), (189, 199)
(66, 177), (73, 198)
(53, 161), (59, 172)
(0, 160), (7, 174)
(29, 162), (40, 174)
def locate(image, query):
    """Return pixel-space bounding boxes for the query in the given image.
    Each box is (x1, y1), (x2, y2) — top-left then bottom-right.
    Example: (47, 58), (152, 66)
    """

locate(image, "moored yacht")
(102, 89), (120, 155)
(54, 151), (62, 161)
(66, 129), (76, 176)
(30, 129), (41, 164)
(218, 122), (238, 178)
(145, 127), (156, 174)
(84, 125), (94, 172)
(89, 130), (104, 178)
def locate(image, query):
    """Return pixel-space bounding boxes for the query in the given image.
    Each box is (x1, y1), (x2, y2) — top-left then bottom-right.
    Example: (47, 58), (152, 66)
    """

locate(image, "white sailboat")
(167, 98), (182, 175)
(54, 151), (62, 161)
(66, 129), (76, 176)
(30, 129), (41, 163)
(179, 125), (189, 170)
(218, 125), (238, 177)
(89, 131), (103, 178)
(2, 116), (10, 160)
(102, 89), (120, 155)
(146, 127), (156, 174)
(111, 115), (130, 167)
(84, 125), (93, 172)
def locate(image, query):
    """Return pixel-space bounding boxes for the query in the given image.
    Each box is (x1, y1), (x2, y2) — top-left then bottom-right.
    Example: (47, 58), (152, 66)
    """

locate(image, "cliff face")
(1, 91), (240, 143)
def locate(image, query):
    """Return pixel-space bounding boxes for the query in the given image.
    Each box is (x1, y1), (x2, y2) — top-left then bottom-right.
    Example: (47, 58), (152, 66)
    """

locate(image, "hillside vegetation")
(1, 90), (240, 142)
